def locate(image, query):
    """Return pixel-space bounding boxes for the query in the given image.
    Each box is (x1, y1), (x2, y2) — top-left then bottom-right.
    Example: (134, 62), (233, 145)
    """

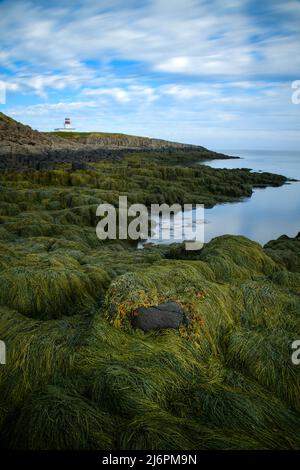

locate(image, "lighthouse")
(54, 117), (76, 132)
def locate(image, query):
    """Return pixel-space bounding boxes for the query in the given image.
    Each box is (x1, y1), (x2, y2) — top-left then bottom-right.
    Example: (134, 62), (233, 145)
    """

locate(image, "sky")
(0, 0), (300, 150)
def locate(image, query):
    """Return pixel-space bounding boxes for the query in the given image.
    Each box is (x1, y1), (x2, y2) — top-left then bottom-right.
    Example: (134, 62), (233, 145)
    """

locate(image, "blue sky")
(0, 0), (300, 150)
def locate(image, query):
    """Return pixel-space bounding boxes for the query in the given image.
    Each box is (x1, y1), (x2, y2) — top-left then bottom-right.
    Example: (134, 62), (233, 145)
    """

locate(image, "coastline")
(0, 115), (299, 451)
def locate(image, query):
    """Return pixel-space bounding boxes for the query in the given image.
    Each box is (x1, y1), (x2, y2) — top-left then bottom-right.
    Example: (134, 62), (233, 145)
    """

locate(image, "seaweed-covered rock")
(0, 120), (299, 450)
(264, 232), (300, 272)
(132, 302), (189, 331)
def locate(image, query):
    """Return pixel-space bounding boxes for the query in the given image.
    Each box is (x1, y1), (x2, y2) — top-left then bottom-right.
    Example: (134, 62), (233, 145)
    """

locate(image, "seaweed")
(0, 151), (299, 450)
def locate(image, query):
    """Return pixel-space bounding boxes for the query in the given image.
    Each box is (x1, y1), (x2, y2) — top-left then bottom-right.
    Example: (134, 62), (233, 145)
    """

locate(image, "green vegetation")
(0, 151), (299, 450)
(48, 131), (142, 139)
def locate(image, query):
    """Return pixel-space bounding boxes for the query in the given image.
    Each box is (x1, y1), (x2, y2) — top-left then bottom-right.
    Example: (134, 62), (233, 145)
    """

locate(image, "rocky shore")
(0, 112), (234, 171)
(0, 111), (299, 451)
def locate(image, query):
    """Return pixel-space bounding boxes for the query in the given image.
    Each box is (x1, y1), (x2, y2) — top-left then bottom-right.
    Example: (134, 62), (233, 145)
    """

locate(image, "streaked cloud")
(0, 0), (299, 149)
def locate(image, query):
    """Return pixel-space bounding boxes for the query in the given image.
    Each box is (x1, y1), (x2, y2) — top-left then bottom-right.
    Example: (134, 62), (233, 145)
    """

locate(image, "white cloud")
(9, 100), (98, 116)
(1, 0), (300, 82)
(1, 0), (300, 149)
(83, 87), (130, 103)
(82, 85), (158, 104)
(162, 84), (217, 100)
(157, 57), (191, 73)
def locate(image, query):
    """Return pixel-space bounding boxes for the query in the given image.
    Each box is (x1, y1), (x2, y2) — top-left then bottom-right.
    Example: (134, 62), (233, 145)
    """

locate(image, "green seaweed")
(0, 151), (299, 450)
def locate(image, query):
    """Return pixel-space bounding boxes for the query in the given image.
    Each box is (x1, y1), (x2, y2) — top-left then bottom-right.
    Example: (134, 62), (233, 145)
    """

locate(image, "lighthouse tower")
(54, 117), (76, 132)
(64, 118), (73, 130)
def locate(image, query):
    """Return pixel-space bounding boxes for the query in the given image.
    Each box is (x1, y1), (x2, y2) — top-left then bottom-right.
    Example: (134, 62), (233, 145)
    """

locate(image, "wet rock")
(132, 301), (189, 332)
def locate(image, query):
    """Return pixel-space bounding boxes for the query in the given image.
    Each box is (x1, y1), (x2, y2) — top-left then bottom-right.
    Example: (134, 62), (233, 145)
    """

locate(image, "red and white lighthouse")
(54, 117), (76, 132)
(64, 118), (72, 129)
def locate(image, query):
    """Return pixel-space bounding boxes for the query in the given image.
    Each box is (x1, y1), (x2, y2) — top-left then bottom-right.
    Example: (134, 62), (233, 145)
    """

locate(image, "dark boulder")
(132, 301), (189, 332)
(71, 161), (91, 171)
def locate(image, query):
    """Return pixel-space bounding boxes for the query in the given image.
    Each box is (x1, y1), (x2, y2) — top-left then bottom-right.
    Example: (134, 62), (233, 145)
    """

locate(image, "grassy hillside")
(48, 131), (143, 139)
(0, 151), (299, 450)
(46, 129), (205, 151)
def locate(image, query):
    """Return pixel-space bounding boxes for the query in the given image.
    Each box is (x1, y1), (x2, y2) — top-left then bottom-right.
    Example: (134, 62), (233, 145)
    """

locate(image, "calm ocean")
(141, 149), (300, 247)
